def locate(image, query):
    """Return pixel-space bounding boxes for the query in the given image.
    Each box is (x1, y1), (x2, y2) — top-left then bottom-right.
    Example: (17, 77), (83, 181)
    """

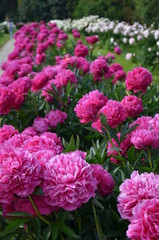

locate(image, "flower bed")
(0, 20), (159, 240)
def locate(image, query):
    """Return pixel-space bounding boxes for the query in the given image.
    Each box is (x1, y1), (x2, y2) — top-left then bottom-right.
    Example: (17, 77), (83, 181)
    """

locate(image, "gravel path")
(0, 38), (14, 76)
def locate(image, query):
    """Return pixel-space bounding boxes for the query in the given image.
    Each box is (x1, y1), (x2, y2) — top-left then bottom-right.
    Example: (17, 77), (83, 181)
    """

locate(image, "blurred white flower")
(126, 53), (132, 60)
(129, 38), (135, 45)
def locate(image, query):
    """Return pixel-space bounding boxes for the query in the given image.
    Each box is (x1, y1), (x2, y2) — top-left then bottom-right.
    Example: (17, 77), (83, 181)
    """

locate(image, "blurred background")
(0, 0), (159, 26)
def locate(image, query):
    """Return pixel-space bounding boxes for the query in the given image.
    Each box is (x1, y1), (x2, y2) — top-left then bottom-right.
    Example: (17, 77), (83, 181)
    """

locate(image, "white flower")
(129, 38), (135, 45)
(123, 38), (127, 43)
(126, 53), (132, 60)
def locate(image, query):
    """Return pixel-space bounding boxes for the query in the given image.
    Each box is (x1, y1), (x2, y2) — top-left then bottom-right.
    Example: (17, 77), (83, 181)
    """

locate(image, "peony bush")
(0, 20), (159, 240)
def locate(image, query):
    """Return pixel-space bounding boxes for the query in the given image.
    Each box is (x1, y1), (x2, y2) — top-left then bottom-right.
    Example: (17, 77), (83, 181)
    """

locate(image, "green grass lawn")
(0, 33), (10, 49)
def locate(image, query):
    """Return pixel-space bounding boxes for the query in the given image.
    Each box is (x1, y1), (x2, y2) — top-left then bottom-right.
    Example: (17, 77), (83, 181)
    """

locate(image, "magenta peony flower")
(33, 116), (49, 133)
(53, 69), (77, 89)
(117, 171), (159, 220)
(125, 66), (153, 93)
(46, 109), (67, 128)
(114, 46), (122, 55)
(131, 129), (159, 150)
(127, 199), (159, 240)
(91, 164), (115, 196)
(0, 149), (41, 204)
(90, 58), (109, 82)
(72, 29), (81, 38)
(76, 57), (90, 75)
(86, 35), (99, 45)
(35, 53), (46, 65)
(31, 72), (48, 92)
(0, 125), (18, 144)
(92, 100), (127, 131)
(112, 70), (126, 84)
(43, 151), (97, 211)
(22, 127), (38, 139)
(74, 43), (89, 57)
(74, 90), (108, 123)
(0, 87), (15, 115)
(107, 133), (132, 164)
(121, 95), (143, 118)
(105, 52), (115, 63)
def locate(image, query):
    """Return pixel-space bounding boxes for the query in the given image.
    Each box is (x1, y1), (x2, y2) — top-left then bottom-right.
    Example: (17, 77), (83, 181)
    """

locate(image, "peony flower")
(107, 133), (132, 164)
(121, 95), (143, 118)
(45, 109), (67, 128)
(0, 149), (41, 204)
(74, 43), (89, 57)
(33, 116), (49, 133)
(0, 125), (18, 144)
(90, 58), (109, 82)
(112, 70), (126, 84)
(125, 67), (153, 93)
(93, 100), (127, 131)
(86, 35), (99, 45)
(43, 151), (97, 211)
(31, 72), (48, 92)
(114, 46), (122, 55)
(74, 90), (108, 123)
(91, 164), (115, 196)
(117, 171), (159, 220)
(127, 199), (159, 240)
(53, 69), (77, 89)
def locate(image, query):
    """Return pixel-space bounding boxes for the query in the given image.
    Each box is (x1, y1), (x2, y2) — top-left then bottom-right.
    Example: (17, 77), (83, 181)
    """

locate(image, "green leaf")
(6, 212), (31, 217)
(51, 223), (59, 240)
(34, 218), (41, 239)
(127, 146), (135, 163)
(42, 226), (51, 240)
(107, 125), (119, 144)
(100, 113), (108, 128)
(60, 223), (81, 239)
(0, 218), (32, 236)
(76, 135), (80, 149)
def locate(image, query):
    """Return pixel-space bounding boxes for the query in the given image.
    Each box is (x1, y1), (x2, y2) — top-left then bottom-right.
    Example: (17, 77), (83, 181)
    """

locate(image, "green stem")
(148, 148), (152, 169)
(92, 203), (106, 240)
(28, 195), (50, 225)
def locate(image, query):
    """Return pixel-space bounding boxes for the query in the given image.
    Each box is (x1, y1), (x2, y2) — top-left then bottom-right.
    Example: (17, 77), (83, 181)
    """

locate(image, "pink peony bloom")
(127, 199), (159, 240)
(131, 129), (159, 150)
(112, 70), (126, 84)
(0, 87), (15, 115)
(74, 90), (108, 123)
(43, 151), (97, 211)
(76, 57), (90, 75)
(90, 58), (109, 82)
(125, 66), (153, 93)
(0, 149), (41, 203)
(22, 127), (38, 139)
(117, 171), (159, 220)
(0, 125), (18, 144)
(35, 53), (46, 65)
(107, 133), (132, 164)
(91, 164), (115, 196)
(105, 52), (115, 63)
(31, 72), (48, 92)
(74, 43), (89, 57)
(46, 109), (67, 128)
(53, 69), (77, 89)
(114, 46), (122, 55)
(33, 116), (49, 133)
(86, 35), (99, 45)
(92, 100), (127, 131)
(121, 95), (143, 118)
(72, 29), (81, 38)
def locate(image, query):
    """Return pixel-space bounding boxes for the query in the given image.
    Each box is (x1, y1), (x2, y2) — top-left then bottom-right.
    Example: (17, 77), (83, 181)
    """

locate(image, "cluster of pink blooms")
(32, 109), (67, 133)
(86, 35), (99, 45)
(114, 46), (122, 55)
(0, 124), (115, 215)
(118, 171), (159, 239)
(72, 29), (81, 39)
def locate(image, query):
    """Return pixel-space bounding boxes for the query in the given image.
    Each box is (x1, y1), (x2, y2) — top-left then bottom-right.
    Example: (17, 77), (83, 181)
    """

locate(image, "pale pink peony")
(117, 171), (159, 220)
(74, 90), (108, 123)
(43, 151), (97, 211)
(45, 109), (67, 128)
(53, 69), (77, 89)
(33, 116), (49, 133)
(0, 149), (41, 204)
(0, 125), (18, 144)
(121, 95), (143, 118)
(107, 133), (132, 164)
(127, 199), (159, 240)
(91, 164), (115, 196)
(90, 58), (109, 82)
(125, 66), (153, 93)
(74, 43), (89, 57)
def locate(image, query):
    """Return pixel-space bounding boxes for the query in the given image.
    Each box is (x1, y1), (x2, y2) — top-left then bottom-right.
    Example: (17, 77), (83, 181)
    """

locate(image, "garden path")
(0, 38), (14, 76)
